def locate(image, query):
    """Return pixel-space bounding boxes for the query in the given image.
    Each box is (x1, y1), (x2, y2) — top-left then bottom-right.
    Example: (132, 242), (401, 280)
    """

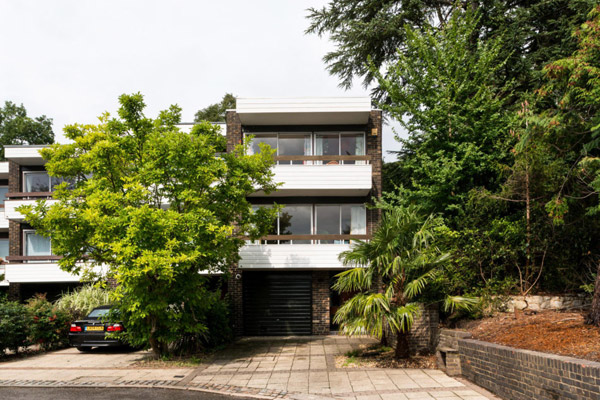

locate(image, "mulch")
(458, 310), (600, 362)
(335, 344), (437, 369)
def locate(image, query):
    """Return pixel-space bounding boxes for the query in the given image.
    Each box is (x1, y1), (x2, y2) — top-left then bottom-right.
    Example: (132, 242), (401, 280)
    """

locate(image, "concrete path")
(0, 336), (499, 400)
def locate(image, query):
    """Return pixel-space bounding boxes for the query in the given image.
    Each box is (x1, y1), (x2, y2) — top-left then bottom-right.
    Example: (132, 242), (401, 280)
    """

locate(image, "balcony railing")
(5, 192), (54, 199)
(273, 155), (370, 163)
(6, 255), (62, 263)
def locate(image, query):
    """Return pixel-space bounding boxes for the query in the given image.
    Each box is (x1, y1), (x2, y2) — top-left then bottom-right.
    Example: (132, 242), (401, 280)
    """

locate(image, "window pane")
(340, 133), (365, 164)
(315, 133), (339, 165)
(25, 172), (50, 192)
(279, 205), (312, 244)
(252, 205), (277, 244)
(51, 177), (75, 190)
(0, 239), (8, 260)
(342, 205), (366, 243)
(248, 134), (277, 156)
(316, 205), (340, 244)
(0, 187), (7, 206)
(278, 133), (311, 165)
(25, 232), (51, 256)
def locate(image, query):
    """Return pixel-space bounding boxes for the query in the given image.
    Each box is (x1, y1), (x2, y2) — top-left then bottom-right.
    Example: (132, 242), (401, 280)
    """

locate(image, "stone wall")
(436, 329), (600, 400)
(384, 304), (439, 354)
(503, 294), (590, 312)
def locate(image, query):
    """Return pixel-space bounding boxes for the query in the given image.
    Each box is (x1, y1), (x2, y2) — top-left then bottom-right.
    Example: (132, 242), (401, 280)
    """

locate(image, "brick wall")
(366, 110), (383, 235)
(312, 270), (330, 335)
(226, 111), (242, 152)
(8, 160), (20, 193)
(228, 265), (244, 337)
(438, 330), (600, 400)
(384, 304), (439, 354)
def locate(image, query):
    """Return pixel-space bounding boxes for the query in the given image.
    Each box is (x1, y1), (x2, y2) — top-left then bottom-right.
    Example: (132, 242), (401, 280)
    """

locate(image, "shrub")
(0, 301), (31, 355)
(55, 284), (112, 321)
(26, 294), (71, 350)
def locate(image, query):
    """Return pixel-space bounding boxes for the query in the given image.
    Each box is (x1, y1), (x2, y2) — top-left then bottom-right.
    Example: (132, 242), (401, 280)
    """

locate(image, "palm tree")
(334, 205), (476, 359)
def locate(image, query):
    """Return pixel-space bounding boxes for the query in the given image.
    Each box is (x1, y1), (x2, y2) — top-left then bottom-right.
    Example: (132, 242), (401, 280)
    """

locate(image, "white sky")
(0, 0), (402, 161)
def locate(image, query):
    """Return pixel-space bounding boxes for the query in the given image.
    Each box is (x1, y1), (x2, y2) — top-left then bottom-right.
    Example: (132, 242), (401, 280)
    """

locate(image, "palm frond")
(443, 295), (479, 313)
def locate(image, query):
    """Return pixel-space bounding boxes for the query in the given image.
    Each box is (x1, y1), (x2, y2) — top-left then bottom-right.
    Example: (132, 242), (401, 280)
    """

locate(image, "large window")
(247, 132), (366, 165)
(24, 230), (52, 257)
(251, 204), (366, 244)
(0, 186), (7, 206)
(23, 172), (73, 193)
(0, 239), (8, 261)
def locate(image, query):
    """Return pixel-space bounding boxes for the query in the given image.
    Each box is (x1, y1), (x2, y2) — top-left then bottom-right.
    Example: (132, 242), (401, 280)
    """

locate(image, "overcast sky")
(0, 0), (402, 161)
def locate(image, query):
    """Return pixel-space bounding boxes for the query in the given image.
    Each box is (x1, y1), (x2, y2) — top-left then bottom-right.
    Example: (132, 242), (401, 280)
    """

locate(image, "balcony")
(4, 257), (103, 283)
(4, 192), (57, 221)
(239, 234), (367, 270)
(252, 155), (372, 197)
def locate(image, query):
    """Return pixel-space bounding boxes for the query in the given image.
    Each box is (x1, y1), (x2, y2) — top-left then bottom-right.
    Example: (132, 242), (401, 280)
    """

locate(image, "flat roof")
(235, 97), (373, 125)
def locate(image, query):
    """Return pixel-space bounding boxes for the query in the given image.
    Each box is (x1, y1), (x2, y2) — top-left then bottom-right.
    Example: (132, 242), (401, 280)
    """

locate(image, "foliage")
(55, 284), (113, 321)
(26, 294), (71, 351)
(194, 93), (236, 123)
(334, 206), (476, 359)
(0, 101), (54, 160)
(0, 301), (31, 355)
(376, 5), (600, 300)
(18, 93), (278, 356)
(306, 0), (594, 101)
(375, 8), (515, 217)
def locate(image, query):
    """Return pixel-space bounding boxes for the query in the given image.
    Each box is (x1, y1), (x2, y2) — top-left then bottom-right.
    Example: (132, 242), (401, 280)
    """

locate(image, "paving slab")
(0, 336), (499, 400)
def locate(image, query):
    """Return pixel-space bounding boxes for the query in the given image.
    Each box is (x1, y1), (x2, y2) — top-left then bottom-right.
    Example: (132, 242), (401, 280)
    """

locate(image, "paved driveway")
(0, 337), (498, 400)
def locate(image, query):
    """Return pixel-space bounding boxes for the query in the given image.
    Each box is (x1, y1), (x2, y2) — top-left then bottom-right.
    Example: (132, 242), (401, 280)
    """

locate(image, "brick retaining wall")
(437, 329), (600, 400)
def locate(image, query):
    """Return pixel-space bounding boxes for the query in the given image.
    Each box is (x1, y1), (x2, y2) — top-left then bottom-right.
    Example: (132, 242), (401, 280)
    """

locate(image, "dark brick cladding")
(458, 338), (600, 400)
(226, 110), (244, 336)
(312, 271), (330, 335)
(367, 110), (382, 235)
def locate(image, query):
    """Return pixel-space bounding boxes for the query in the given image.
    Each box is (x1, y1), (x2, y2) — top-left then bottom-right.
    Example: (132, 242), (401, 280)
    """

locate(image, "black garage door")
(243, 272), (312, 336)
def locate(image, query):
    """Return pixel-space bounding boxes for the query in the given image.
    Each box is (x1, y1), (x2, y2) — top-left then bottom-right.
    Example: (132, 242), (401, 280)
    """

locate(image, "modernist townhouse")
(0, 97), (382, 336)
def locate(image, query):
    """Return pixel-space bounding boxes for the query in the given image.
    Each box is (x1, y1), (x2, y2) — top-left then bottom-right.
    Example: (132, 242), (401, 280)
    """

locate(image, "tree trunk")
(394, 330), (410, 359)
(587, 263), (600, 326)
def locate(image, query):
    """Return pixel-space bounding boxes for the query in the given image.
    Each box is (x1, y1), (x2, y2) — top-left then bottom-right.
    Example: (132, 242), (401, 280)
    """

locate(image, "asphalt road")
(0, 387), (256, 400)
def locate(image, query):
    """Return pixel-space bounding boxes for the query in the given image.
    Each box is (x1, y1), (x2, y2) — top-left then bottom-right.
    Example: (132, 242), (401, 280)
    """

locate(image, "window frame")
(22, 229), (53, 260)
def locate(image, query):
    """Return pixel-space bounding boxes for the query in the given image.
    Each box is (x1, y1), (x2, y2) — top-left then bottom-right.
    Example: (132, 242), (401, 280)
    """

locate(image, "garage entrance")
(243, 272), (312, 336)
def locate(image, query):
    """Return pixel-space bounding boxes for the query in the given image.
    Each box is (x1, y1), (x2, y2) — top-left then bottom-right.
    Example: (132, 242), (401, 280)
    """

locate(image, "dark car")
(69, 305), (125, 351)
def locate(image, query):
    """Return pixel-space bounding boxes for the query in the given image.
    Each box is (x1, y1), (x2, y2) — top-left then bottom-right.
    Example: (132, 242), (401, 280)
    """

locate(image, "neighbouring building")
(0, 97), (383, 336)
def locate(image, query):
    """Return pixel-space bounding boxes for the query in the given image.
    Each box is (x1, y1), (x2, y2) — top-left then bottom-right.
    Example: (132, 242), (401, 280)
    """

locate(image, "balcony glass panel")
(340, 133), (366, 165)
(248, 134), (277, 156)
(278, 134), (311, 165)
(315, 134), (339, 165)
(279, 205), (312, 244)
(0, 186), (7, 205)
(316, 205), (340, 244)
(25, 172), (50, 192)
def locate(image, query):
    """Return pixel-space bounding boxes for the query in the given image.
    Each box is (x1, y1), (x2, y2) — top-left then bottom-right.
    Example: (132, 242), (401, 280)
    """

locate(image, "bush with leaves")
(26, 294), (71, 350)
(55, 284), (112, 321)
(0, 301), (31, 355)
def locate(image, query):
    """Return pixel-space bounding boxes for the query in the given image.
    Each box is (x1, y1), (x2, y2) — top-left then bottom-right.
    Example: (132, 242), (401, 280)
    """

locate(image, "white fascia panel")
(4, 146), (47, 165)
(4, 263), (95, 283)
(4, 199), (58, 221)
(239, 244), (357, 270)
(0, 162), (8, 179)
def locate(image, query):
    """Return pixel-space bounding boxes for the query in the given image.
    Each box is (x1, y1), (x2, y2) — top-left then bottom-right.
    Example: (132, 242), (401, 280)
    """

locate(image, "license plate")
(85, 326), (104, 332)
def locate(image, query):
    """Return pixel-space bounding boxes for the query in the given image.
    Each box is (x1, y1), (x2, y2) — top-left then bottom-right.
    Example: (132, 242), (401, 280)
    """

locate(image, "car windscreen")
(86, 308), (110, 318)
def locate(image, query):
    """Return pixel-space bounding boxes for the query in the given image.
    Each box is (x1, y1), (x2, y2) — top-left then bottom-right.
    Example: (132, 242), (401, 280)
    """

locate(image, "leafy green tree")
(523, 6), (600, 324)
(194, 93), (236, 123)
(375, 8), (515, 216)
(0, 101), (54, 160)
(334, 206), (476, 359)
(19, 93), (279, 356)
(306, 0), (594, 100)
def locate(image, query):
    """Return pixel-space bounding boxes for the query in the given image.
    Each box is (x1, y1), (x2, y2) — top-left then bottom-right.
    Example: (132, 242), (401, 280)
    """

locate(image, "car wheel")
(77, 346), (91, 352)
